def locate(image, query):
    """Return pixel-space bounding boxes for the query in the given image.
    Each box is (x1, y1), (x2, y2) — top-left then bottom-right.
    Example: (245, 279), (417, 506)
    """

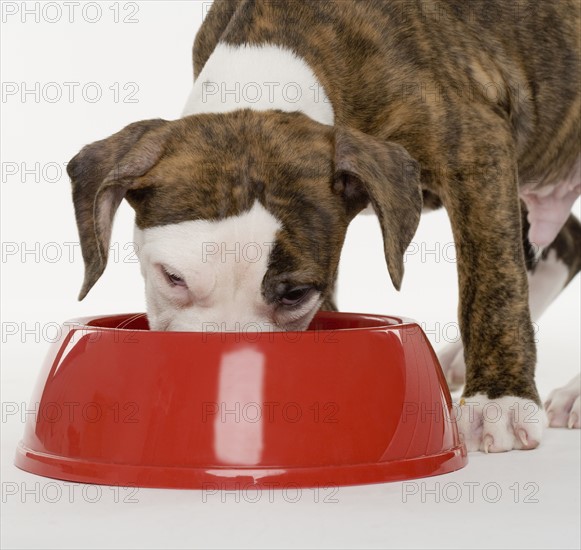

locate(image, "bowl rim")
(65, 311), (420, 336)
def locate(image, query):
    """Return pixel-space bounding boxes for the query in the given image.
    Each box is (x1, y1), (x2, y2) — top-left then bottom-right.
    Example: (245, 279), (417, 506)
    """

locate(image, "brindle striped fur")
(69, 0), (581, 406)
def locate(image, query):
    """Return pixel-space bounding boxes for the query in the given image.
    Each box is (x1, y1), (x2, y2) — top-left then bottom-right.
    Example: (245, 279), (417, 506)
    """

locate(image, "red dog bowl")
(15, 311), (467, 489)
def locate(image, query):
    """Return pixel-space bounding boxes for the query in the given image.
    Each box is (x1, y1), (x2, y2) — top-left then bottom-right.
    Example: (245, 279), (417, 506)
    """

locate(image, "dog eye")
(161, 266), (187, 288)
(279, 286), (312, 306)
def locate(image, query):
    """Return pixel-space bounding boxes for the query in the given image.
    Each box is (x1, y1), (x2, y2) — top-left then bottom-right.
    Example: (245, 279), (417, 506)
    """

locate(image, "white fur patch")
(134, 201), (280, 331)
(545, 374), (581, 429)
(134, 201), (321, 332)
(182, 44), (335, 125)
(455, 394), (547, 452)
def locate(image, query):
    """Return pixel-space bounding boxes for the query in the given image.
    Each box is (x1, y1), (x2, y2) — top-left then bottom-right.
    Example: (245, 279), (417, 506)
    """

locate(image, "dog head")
(68, 110), (421, 331)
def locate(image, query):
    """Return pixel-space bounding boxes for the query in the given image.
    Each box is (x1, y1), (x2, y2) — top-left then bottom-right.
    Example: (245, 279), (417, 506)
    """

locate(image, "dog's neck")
(182, 44), (335, 125)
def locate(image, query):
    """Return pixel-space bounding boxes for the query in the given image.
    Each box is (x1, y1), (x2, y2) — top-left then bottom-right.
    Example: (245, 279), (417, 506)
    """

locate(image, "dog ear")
(67, 119), (169, 300)
(333, 127), (422, 290)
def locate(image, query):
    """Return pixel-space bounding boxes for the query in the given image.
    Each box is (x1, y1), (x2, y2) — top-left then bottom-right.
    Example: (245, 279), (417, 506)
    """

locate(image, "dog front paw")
(456, 394), (547, 452)
(545, 374), (581, 429)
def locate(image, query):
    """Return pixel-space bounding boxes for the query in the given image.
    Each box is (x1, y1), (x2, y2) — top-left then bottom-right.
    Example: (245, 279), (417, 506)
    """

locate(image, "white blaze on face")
(134, 201), (321, 332)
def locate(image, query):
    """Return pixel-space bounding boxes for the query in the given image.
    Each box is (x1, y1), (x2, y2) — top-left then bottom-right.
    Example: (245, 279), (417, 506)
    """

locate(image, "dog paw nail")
(517, 429), (528, 447)
(482, 434), (494, 453)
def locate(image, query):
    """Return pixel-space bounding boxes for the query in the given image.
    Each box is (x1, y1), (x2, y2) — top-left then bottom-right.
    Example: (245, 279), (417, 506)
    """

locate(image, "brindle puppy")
(68, 0), (580, 452)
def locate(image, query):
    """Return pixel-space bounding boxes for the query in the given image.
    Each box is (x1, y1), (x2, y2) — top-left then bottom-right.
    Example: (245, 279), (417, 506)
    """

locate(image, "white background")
(1, 1), (579, 548)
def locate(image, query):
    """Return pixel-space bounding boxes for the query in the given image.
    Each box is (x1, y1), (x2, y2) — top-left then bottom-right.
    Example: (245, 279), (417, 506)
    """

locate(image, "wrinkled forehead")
(125, 110), (337, 228)
(126, 111), (348, 293)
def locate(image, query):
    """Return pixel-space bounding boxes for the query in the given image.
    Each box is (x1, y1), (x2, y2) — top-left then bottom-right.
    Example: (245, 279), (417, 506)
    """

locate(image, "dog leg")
(439, 212), (581, 394)
(442, 125), (546, 452)
(539, 214), (581, 429)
